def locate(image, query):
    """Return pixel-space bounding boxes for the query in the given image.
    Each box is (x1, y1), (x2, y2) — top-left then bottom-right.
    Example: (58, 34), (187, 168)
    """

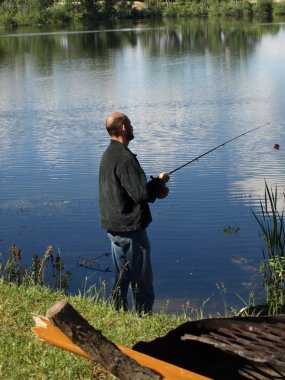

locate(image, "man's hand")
(147, 173), (170, 201)
(156, 172), (170, 198)
(156, 184), (169, 199)
(158, 172), (170, 183)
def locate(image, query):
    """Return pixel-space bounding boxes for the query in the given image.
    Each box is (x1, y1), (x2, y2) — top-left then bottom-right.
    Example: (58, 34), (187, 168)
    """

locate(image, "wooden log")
(46, 300), (162, 380)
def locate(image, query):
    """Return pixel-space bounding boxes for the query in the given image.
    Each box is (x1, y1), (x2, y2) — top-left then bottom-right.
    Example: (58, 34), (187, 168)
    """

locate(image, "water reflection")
(0, 19), (282, 62)
(1, 19), (285, 313)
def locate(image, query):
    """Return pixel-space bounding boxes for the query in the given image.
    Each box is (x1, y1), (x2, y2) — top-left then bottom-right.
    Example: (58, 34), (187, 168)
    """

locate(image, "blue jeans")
(107, 229), (154, 314)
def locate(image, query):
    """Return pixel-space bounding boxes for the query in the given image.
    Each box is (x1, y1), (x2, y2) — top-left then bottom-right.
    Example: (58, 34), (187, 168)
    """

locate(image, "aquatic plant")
(222, 224), (240, 235)
(253, 181), (285, 314)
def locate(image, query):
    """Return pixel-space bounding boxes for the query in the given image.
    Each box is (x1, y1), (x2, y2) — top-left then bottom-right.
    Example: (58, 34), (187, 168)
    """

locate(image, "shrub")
(242, 0), (253, 16)
(14, 7), (46, 26)
(0, 0), (17, 26)
(273, 1), (285, 16)
(163, 4), (179, 18)
(209, 0), (253, 17)
(253, 0), (273, 17)
(114, 0), (133, 18)
(48, 3), (73, 24)
(144, 0), (164, 17)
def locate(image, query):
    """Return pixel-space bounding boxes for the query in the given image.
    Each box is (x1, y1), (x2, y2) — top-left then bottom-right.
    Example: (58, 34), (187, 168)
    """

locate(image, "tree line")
(0, 0), (285, 27)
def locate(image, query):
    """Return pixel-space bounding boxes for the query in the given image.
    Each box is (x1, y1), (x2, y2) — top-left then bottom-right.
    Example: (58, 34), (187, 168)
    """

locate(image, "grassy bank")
(0, 280), (189, 379)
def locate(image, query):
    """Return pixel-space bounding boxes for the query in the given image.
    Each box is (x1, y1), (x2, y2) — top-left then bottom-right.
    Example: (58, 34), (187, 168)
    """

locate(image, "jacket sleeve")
(117, 156), (155, 204)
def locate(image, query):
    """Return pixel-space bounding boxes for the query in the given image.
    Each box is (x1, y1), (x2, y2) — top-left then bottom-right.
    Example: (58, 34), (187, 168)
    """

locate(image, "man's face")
(124, 118), (134, 142)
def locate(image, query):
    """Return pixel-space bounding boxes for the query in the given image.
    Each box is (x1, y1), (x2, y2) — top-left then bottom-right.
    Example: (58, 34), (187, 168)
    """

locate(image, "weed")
(216, 282), (229, 317)
(0, 243), (71, 292)
(233, 289), (264, 316)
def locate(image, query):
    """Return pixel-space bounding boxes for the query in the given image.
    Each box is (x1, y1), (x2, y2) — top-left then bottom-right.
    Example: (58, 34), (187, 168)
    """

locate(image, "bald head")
(105, 112), (134, 144)
(105, 112), (128, 137)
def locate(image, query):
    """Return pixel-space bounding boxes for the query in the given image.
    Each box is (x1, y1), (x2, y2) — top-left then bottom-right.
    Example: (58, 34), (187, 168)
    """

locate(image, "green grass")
(0, 280), (189, 379)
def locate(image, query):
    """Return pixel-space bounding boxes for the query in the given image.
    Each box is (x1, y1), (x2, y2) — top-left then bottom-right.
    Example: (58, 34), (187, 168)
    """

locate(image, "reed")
(0, 242), (71, 291)
(253, 181), (285, 314)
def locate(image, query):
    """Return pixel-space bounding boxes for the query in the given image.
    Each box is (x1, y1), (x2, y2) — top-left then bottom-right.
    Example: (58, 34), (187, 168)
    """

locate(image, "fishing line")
(168, 122), (271, 175)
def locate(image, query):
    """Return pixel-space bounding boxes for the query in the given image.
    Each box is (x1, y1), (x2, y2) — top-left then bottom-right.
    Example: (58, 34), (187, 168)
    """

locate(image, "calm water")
(1, 18), (285, 314)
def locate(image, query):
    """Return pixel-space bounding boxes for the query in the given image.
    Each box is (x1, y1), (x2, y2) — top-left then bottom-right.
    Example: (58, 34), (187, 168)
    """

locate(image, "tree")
(114, 0), (134, 18)
(80, 0), (100, 19)
(100, 0), (115, 18)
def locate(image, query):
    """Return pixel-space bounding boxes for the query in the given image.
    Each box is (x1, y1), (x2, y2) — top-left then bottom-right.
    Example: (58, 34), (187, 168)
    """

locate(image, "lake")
(1, 17), (285, 314)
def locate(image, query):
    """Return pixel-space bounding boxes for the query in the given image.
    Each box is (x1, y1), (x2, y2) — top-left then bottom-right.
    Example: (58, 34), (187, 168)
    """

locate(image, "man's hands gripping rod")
(148, 172), (170, 199)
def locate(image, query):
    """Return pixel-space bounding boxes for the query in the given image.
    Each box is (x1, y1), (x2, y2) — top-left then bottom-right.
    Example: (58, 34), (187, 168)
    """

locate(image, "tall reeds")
(253, 181), (285, 314)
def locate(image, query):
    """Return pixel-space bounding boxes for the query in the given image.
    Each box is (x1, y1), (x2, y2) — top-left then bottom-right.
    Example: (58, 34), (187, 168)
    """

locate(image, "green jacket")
(99, 140), (156, 232)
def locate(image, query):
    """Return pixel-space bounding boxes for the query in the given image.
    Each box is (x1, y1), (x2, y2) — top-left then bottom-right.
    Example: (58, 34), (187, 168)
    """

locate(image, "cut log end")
(44, 299), (163, 380)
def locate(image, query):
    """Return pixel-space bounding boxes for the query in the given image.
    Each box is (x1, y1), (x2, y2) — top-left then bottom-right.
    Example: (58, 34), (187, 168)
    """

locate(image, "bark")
(46, 300), (162, 380)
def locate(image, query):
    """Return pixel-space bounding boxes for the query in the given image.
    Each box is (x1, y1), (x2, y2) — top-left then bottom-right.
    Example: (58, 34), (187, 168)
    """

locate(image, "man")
(99, 112), (170, 314)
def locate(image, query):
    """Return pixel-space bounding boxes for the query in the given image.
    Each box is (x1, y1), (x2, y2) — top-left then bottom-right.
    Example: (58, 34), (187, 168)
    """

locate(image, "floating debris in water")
(274, 143), (280, 150)
(232, 256), (249, 265)
(241, 282), (254, 288)
(231, 256), (257, 272)
(222, 225), (240, 235)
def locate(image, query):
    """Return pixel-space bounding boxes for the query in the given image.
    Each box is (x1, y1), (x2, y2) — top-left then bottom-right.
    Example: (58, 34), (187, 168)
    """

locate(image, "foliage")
(99, 0), (116, 18)
(209, 0), (253, 18)
(114, 0), (134, 19)
(166, 2), (209, 17)
(0, 0), (134, 26)
(0, 0), (17, 27)
(48, 2), (74, 24)
(162, 0), (253, 18)
(79, 0), (100, 20)
(253, 181), (285, 315)
(252, 0), (273, 17)
(143, 0), (164, 17)
(273, 1), (285, 16)
(0, 0), (281, 26)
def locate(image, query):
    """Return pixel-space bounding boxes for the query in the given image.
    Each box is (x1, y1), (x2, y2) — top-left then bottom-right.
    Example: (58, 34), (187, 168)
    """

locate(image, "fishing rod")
(168, 122), (271, 175)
